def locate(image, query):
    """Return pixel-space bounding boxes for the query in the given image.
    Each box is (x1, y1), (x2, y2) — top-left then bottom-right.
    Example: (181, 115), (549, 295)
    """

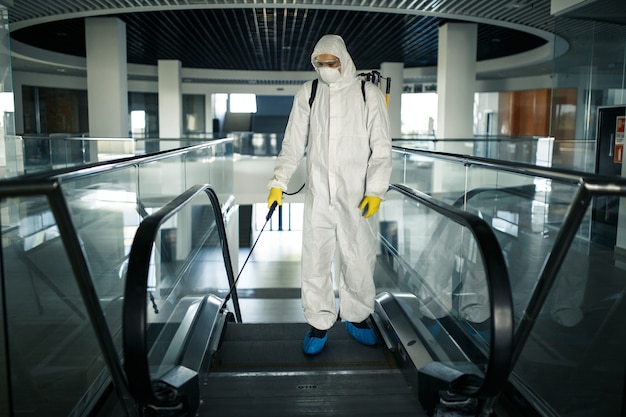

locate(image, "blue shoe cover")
(345, 321), (377, 346)
(303, 331), (327, 355)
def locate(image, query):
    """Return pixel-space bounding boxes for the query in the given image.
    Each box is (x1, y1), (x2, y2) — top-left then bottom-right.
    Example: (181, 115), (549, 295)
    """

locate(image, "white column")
(436, 22), (477, 141)
(85, 18), (128, 138)
(205, 94), (214, 135)
(381, 62), (404, 138)
(158, 60), (183, 139)
(433, 23), (478, 194)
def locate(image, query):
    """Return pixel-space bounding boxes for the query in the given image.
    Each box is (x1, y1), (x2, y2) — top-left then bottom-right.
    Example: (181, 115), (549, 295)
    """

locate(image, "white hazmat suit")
(268, 35), (392, 331)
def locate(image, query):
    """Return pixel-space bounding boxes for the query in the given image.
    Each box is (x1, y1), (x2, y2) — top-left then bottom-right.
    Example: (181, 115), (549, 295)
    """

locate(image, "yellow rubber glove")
(268, 187), (283, 208)
(359, 196), (381, 218)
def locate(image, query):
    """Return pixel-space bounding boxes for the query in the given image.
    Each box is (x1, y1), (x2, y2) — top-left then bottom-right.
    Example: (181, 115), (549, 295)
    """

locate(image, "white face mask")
(319, 67), (342, 84)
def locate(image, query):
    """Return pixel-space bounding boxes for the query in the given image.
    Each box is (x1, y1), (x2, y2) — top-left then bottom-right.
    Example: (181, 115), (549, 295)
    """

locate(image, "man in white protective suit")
(267, 34), (392, 355)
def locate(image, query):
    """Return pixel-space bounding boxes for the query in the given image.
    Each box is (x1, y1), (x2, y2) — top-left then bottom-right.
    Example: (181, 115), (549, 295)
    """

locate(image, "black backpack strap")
(361, 80), (366, 102)
(309, 78), (366, 107)
(309, 79), (318, 107)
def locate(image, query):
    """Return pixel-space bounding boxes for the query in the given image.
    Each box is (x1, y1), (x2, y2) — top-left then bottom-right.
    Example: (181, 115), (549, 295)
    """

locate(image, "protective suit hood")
(311, 34), (357, 86)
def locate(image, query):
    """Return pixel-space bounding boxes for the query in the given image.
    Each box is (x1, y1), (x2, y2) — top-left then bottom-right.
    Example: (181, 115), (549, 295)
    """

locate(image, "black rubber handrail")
(122, 184), (237, 408)
(390, 183), (514, 398)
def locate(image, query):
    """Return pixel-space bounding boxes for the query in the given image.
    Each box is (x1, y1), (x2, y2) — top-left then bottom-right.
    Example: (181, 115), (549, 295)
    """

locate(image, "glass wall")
(552, 18), (626, 142)
(183, 94), (205, 136)
(0, 4), (15, 413)
(23, 89), (207, 141)
(0, 6), (17, 180)
(129, 92), (159, 139)
(22, 86), (89, 136)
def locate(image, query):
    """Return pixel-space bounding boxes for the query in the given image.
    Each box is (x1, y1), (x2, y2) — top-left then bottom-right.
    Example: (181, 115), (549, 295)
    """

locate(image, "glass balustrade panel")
(144, 191), (233, 379)
(60, 167), (141, 350)
(376, 188), (494, 378)
(0, 195), (110, 416)
(512, 203), (626, 416)
(138, 154), (186, 214)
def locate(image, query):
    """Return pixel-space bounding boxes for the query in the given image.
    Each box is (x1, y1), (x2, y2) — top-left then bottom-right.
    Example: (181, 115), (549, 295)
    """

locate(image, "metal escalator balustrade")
(373, 184), (513, 416)
(392, 145), (626, 416)
(123, 184), (238, 414)
(121, 180), (515, 416)
(0, 139), (235, 417)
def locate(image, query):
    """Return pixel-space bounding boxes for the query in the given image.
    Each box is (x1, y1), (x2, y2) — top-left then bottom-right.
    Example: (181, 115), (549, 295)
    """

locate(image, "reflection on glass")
(144, 192), (232, 378)
(553, 18), (626, 142)
(387, 145), (626, 415)
(511, 207), (626, 416)
(139, 155), (186, 213)
(61, 167), (141, 356)
(377, 189), (492, 378)
(394, 137), (597, 173)
(2, 195), (108, 415)
(0, 139), (236, 415)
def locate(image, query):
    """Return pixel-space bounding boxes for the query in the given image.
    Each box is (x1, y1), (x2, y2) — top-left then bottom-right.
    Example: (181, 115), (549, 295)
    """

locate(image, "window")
(401, 93), (437, 136)
(229, 93), (257, 113)
(130, 110), (146, 137)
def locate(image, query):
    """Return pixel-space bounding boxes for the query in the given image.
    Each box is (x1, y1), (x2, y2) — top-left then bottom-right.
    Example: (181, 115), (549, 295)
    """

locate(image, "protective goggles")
(313, 59), (341, 68)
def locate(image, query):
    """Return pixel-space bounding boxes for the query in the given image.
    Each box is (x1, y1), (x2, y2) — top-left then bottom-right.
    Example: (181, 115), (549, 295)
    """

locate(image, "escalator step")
(201, 371), (426, 417)
(201, 323), (427, 416)
(211, 322), (396, 372)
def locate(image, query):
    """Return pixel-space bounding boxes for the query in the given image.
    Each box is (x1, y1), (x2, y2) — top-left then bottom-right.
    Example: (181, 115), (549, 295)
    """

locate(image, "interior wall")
(251, 95), (293, 134)
(222, 112), (252, 134)
(498, 89), (551, 137)
(550, 88), (578, 140)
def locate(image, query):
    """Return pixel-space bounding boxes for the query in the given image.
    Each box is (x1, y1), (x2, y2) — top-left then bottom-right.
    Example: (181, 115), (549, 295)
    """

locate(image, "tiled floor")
(235, 229), (308, 323)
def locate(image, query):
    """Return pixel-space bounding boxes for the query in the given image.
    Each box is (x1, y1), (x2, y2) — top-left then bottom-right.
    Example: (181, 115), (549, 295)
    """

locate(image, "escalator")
(122, 184), (514, 416)
(5, 141), (626, 417)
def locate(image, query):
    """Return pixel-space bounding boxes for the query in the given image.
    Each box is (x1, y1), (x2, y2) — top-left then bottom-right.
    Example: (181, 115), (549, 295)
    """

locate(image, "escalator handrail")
(122, 184), (238, 407)
(393, 146), (626, 190)
(390, 183), (514, 398)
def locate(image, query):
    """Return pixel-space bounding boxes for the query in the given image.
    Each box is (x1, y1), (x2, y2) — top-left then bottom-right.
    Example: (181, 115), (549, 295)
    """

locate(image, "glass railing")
(375, 184), (513, 408)
(123, 185), (237, 413)
(19, 133), (596, 178)
(4, 133), (622, 416)
(0, 182), (136, 417)
(227, 131), (284, 156)
(393, 137), (596, 173)
(0, 139), (234, 417)
(222, 133), (597, 174)
(119, 179), (514, 415)
(19, 134), (225, 173)
(392, 146), (626, 416)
